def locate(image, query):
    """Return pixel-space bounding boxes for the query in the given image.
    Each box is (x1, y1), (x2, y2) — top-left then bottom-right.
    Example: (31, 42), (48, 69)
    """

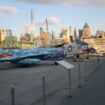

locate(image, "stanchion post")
(68, 69), (72, 98)
(98, 57), (100, 67)
(91, 59), (94, 75)
(10, 85), (15, 105)
(85, 61), (88, 81)
(94, 60), (95, 72)
(88, 61), (91, 78)
(78, 63), (81, 88)
(42, 75), (46, 105)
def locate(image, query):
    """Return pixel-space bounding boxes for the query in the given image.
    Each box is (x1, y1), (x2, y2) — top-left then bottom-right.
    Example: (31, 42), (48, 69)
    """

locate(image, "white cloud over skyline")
(0, 6), (19, 15)
(36, 17), (60, 26)
(17, 0), (105, 7)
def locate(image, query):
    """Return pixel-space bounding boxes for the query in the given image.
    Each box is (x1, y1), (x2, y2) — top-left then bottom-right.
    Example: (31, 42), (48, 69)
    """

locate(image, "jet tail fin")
(51, 42), (68, 48)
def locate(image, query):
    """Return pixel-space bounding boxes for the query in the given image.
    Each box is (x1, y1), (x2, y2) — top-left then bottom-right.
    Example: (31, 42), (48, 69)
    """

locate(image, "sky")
(0, 0), (105, 38)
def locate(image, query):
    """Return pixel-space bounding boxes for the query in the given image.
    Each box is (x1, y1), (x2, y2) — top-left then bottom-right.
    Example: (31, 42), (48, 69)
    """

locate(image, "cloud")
(36, 17), (60, 26)
(0, 6), (19, 15)
(47, 17), (60, 25)
(17, 0), (105, 7)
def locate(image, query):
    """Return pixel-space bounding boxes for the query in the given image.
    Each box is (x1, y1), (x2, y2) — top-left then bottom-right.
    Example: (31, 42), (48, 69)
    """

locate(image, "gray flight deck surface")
(0, 57), (105, 105)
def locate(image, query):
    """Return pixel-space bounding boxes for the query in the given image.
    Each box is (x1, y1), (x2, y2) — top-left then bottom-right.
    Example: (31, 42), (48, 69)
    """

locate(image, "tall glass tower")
(31, 10), (35, 42)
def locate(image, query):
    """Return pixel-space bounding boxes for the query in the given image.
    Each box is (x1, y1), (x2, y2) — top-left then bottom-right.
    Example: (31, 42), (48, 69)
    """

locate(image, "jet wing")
(68, 51), (84, 55)
(51, 42), (68, 48)
(0, 53), (48, 62)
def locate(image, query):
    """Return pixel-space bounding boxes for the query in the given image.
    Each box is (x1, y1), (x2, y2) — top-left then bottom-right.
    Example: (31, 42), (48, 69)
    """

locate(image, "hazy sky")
(0, 0), (105, 37)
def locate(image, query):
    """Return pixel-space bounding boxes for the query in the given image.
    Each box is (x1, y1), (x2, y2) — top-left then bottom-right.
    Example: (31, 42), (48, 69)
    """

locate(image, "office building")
(0, 29), (6, 42)
(31, 10), (35, 42)
(82, 22), (91, 38)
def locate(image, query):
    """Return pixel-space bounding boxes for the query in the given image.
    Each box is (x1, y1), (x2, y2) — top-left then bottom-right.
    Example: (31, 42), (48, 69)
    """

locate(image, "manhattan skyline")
(0, 0), (105, 37)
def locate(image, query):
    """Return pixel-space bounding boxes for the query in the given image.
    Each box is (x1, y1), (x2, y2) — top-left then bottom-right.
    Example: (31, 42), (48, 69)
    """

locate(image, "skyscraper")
(68, 26), (72, 36)
(0, 29), (6, 42)
(74, 27), (77, 41)
(79, 29), (83, 40)
(68, 26), (72, 43)
(31, 10), (35, 42)
(46, 19), (49, 44)
(25, 25), (29, 34)
(82, 22), (91, 38)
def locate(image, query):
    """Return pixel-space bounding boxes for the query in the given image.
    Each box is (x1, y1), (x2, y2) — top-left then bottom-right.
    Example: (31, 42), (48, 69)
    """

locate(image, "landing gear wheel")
(54, 62), (59, 65)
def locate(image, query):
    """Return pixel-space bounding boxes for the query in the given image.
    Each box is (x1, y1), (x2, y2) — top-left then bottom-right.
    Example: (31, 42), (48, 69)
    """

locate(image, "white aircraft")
(63, 41), (95, 61)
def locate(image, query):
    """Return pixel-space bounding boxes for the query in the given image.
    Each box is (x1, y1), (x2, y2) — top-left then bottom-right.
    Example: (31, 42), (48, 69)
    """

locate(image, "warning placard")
(57, 60), (74, 69)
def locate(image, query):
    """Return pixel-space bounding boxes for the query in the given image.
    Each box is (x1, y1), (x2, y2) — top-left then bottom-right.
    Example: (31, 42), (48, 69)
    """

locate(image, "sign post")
(68, 69), (72, 98)
(57, 60), (74, 98)
(78, 63), (81, 88)
(88, 61), (91, 78)
(85, 61), (88, 81)
(10, 85), (15, 105)
(42, 75), (46, 105)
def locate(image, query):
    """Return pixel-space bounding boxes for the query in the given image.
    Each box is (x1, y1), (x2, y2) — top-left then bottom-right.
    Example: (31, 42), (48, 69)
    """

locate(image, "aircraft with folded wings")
(63, 40), (96, 60)
(0, 47), (67, 66)
(0, 41), (96, 65)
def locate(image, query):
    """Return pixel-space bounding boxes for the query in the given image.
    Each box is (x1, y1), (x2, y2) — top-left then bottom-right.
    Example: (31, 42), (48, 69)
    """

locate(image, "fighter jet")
(0, 47), (67, 65)
(0, 40), (95, 65)
(63, 40), (95, 61)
